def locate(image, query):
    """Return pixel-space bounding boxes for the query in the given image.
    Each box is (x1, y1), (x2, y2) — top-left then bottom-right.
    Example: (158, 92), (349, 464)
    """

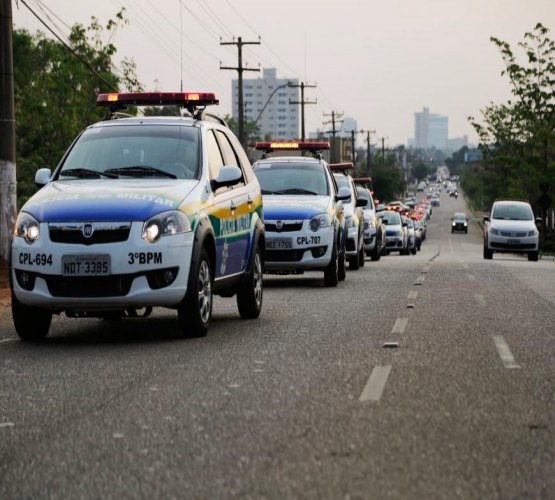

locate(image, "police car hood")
(22, 179), (198, 222)
(490, 219), (534, 231)
(263, 195), (331, 220)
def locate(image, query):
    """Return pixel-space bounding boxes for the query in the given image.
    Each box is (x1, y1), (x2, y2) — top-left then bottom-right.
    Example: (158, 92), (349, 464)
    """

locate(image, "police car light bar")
(329, 162), (354, 171)
(97, 92), (219, 108)
(353, 177), (372, 184)
(254, 141), (330, 152)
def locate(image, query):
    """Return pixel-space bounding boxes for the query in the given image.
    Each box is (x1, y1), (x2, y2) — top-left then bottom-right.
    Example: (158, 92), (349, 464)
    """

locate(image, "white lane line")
(493, 336), (520, 369)
(359, 365), (392, 402)
(0, 422), (15, 428)
(408, 291), (418, 300)
(391, 318), (408, 334)
(474, 294), (486, 307)
(0, 338), (15, 344)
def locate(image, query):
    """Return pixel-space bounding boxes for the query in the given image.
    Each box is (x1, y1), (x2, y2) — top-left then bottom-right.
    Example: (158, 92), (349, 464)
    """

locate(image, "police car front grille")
(48, 223), (131, 245)
(265, 222), (304, 232)
(45, 275), (133, 297)
(266, 246), (328, 262)
(499, 231), (527, 237)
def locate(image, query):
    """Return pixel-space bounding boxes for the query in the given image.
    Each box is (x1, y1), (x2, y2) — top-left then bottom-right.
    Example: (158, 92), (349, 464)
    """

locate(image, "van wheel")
(338, 247), (346, 281)
(528, 251), (539, 262)
(12, 293), (51, 341)
(237, 246), (263, 319)
(178, 249), (212, 337)
(483, 245), (493, 260)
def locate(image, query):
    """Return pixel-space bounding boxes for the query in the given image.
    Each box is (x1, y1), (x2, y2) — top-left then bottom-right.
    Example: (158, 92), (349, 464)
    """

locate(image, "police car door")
(206, 129), (247, 278)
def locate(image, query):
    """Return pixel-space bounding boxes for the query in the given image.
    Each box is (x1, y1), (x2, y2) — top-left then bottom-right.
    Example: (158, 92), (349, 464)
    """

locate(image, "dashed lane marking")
(493, 335), (520, 369)
(359, 365), (392, 402)
(408, 291), (418, 300)
(474, 294), (486, 307)
(392, 318), (408, 334)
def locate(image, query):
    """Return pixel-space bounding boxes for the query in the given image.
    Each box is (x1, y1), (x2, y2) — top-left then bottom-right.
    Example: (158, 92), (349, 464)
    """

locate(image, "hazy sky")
(12, 0), (555, 147)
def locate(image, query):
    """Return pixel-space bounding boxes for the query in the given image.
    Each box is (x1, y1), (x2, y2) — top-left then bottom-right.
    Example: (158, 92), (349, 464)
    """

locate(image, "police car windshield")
(381, 211), (401, 225)
(59, 125), (200, 180)
(492, 204), (533, 221)
(254, 162), (329, 196)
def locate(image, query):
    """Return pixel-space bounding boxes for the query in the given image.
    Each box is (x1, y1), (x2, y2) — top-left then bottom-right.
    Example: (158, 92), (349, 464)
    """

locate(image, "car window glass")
(254, 162), (329, 195)
(206, 130), (224, 180)
(60, 125), (200, 179)
(492, 204), (532, 221)
(225, 131), (254, 183)
(215, 130), (245, 185)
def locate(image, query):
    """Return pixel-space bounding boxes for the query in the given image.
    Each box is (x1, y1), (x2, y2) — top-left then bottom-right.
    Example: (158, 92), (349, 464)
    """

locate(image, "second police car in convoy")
(10, 92), (265, 340)
(252, 141), (349, 286)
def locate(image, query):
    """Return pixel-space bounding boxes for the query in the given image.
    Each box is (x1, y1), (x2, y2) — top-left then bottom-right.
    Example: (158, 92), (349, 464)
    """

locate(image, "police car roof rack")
(97, 91), (220, 121)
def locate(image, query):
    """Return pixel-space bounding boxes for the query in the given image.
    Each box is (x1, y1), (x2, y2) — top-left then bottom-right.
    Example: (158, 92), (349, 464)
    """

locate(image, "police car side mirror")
(336, 187), (351, 202)
(35, 168), (52, 187)
(356, 198), (368, 208)
(211, 165), (242, 191)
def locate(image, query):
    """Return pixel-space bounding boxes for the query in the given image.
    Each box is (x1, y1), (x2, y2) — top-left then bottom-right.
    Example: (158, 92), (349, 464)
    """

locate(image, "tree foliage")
(468, 23), (555, 214)
(14, 10), (142, 206)
(371, 163), (406, 203)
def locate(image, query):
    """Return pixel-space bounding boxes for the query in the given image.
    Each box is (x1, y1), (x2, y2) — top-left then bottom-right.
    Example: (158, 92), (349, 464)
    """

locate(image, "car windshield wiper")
(277, 188), (319, 195)
(60, 168), (118, 179)
(261, 189), (283, 194)
(105, 165), (177, 179)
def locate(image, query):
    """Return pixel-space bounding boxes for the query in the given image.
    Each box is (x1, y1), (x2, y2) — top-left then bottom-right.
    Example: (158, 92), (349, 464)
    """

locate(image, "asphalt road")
(2, 190), (555, 499)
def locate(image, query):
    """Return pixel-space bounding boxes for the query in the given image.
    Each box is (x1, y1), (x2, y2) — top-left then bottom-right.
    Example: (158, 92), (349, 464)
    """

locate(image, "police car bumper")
(264, 225), (334, 271)
(363, 228), (377, 251)
(11, 223), (194, 310)
(346, 226), (359, 256)
(385, 237), (404, 249)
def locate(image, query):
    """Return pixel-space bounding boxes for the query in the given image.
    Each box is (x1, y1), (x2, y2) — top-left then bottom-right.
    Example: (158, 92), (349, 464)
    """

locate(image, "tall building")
(232, 68), (299, 140)
(413, 107), (448, 150)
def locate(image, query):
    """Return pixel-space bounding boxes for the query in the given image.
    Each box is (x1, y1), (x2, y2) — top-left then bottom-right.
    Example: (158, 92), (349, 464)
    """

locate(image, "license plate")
(266, 238), (292, 250)
(507, 238), (520, 245)
(62, 254), (111, 276)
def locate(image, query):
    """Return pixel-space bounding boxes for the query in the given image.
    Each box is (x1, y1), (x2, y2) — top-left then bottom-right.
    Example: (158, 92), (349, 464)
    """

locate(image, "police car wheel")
(348, 253), (360, 270)
(338, 247), (346, 281)
(324, 243), (339, 287)
(370, 244), (381, 261)
(178, 249), (212, 337)
(358, 244), (365, 267)
(12, 293), (51, 341)
(237, 245), (263, 319)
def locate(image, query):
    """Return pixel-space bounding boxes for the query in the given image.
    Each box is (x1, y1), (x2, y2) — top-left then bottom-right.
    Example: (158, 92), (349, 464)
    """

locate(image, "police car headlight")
(528, 229), (538, 237)
(15, 212), (40, 244)
(142, 211), (191, 243)
(490, 228), (499, 236)
(309, 213), (332, 232)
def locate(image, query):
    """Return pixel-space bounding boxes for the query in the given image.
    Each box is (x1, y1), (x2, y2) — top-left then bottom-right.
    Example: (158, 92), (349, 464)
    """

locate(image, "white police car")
(252, 141), (348, 286)
(354, 178), (384, 261)
(10, 92), (265, 340)
(330, 164), (365, 270)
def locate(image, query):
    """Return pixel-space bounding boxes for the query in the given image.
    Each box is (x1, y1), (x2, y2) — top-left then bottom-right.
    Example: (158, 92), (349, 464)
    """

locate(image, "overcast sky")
(12, 0), (555, 147)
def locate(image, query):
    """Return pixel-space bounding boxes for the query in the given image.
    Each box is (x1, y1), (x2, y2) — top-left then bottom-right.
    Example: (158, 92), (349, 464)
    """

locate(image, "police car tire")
(358, 245), (365, 267)
(237, 245), (263, 319)
(324, 243), (339, 287)
(370, 244), (381, 261)
(12, 293), (51, 341)
(338, 248), (346, 281)
(178, 249), (212, 338)
(348, 254), (360, 270)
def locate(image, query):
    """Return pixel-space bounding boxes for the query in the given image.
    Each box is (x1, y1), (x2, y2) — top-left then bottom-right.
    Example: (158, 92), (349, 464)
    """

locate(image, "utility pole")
(220, 36), (260, 147)
(361, 129), (375, 176)
(381, 137), (387, 167)
(289, 81), (317, 141)
(0, 0), (17, 264)
(323, 111), (343, 163)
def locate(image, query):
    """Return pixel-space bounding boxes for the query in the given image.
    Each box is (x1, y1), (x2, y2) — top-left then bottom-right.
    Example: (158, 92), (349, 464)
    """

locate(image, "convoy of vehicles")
(10, 97), (542, 342)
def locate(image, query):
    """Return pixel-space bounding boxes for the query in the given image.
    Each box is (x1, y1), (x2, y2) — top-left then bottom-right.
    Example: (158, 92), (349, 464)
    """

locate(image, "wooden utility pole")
(0, 0), (17, 264)
(220, 36), (260, 147)
(289, 82), (317, 141)
(323, 111), (343, 163)
(361, 129), (375, 175)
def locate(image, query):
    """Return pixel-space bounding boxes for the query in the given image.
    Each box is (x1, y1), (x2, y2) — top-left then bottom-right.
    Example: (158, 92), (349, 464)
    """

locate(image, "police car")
(353, 178), (384, 261)
(252, 141), (348, 286)
(10, 92), (265, 340)
(330, 164), (365, 270)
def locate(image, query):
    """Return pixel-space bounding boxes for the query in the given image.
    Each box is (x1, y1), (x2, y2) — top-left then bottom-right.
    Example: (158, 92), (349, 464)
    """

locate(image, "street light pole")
(253, 81), (291, 126)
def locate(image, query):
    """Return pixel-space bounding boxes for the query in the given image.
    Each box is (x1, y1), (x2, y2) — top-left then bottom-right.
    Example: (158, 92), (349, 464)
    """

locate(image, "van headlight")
(528, 229), (538, 237)
(309, 213), (332, 232)
(142, 211), (191, 243)
(489, 228), (499, 236)
(14, 212), (40, 244)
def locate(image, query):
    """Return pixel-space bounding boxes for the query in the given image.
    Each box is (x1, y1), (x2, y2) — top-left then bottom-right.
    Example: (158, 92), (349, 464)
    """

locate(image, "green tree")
(14, 10), (142, 206)
(371, 164), (407, 203)
(469, 23), (555, 225)
(411, 161), (430, 182)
